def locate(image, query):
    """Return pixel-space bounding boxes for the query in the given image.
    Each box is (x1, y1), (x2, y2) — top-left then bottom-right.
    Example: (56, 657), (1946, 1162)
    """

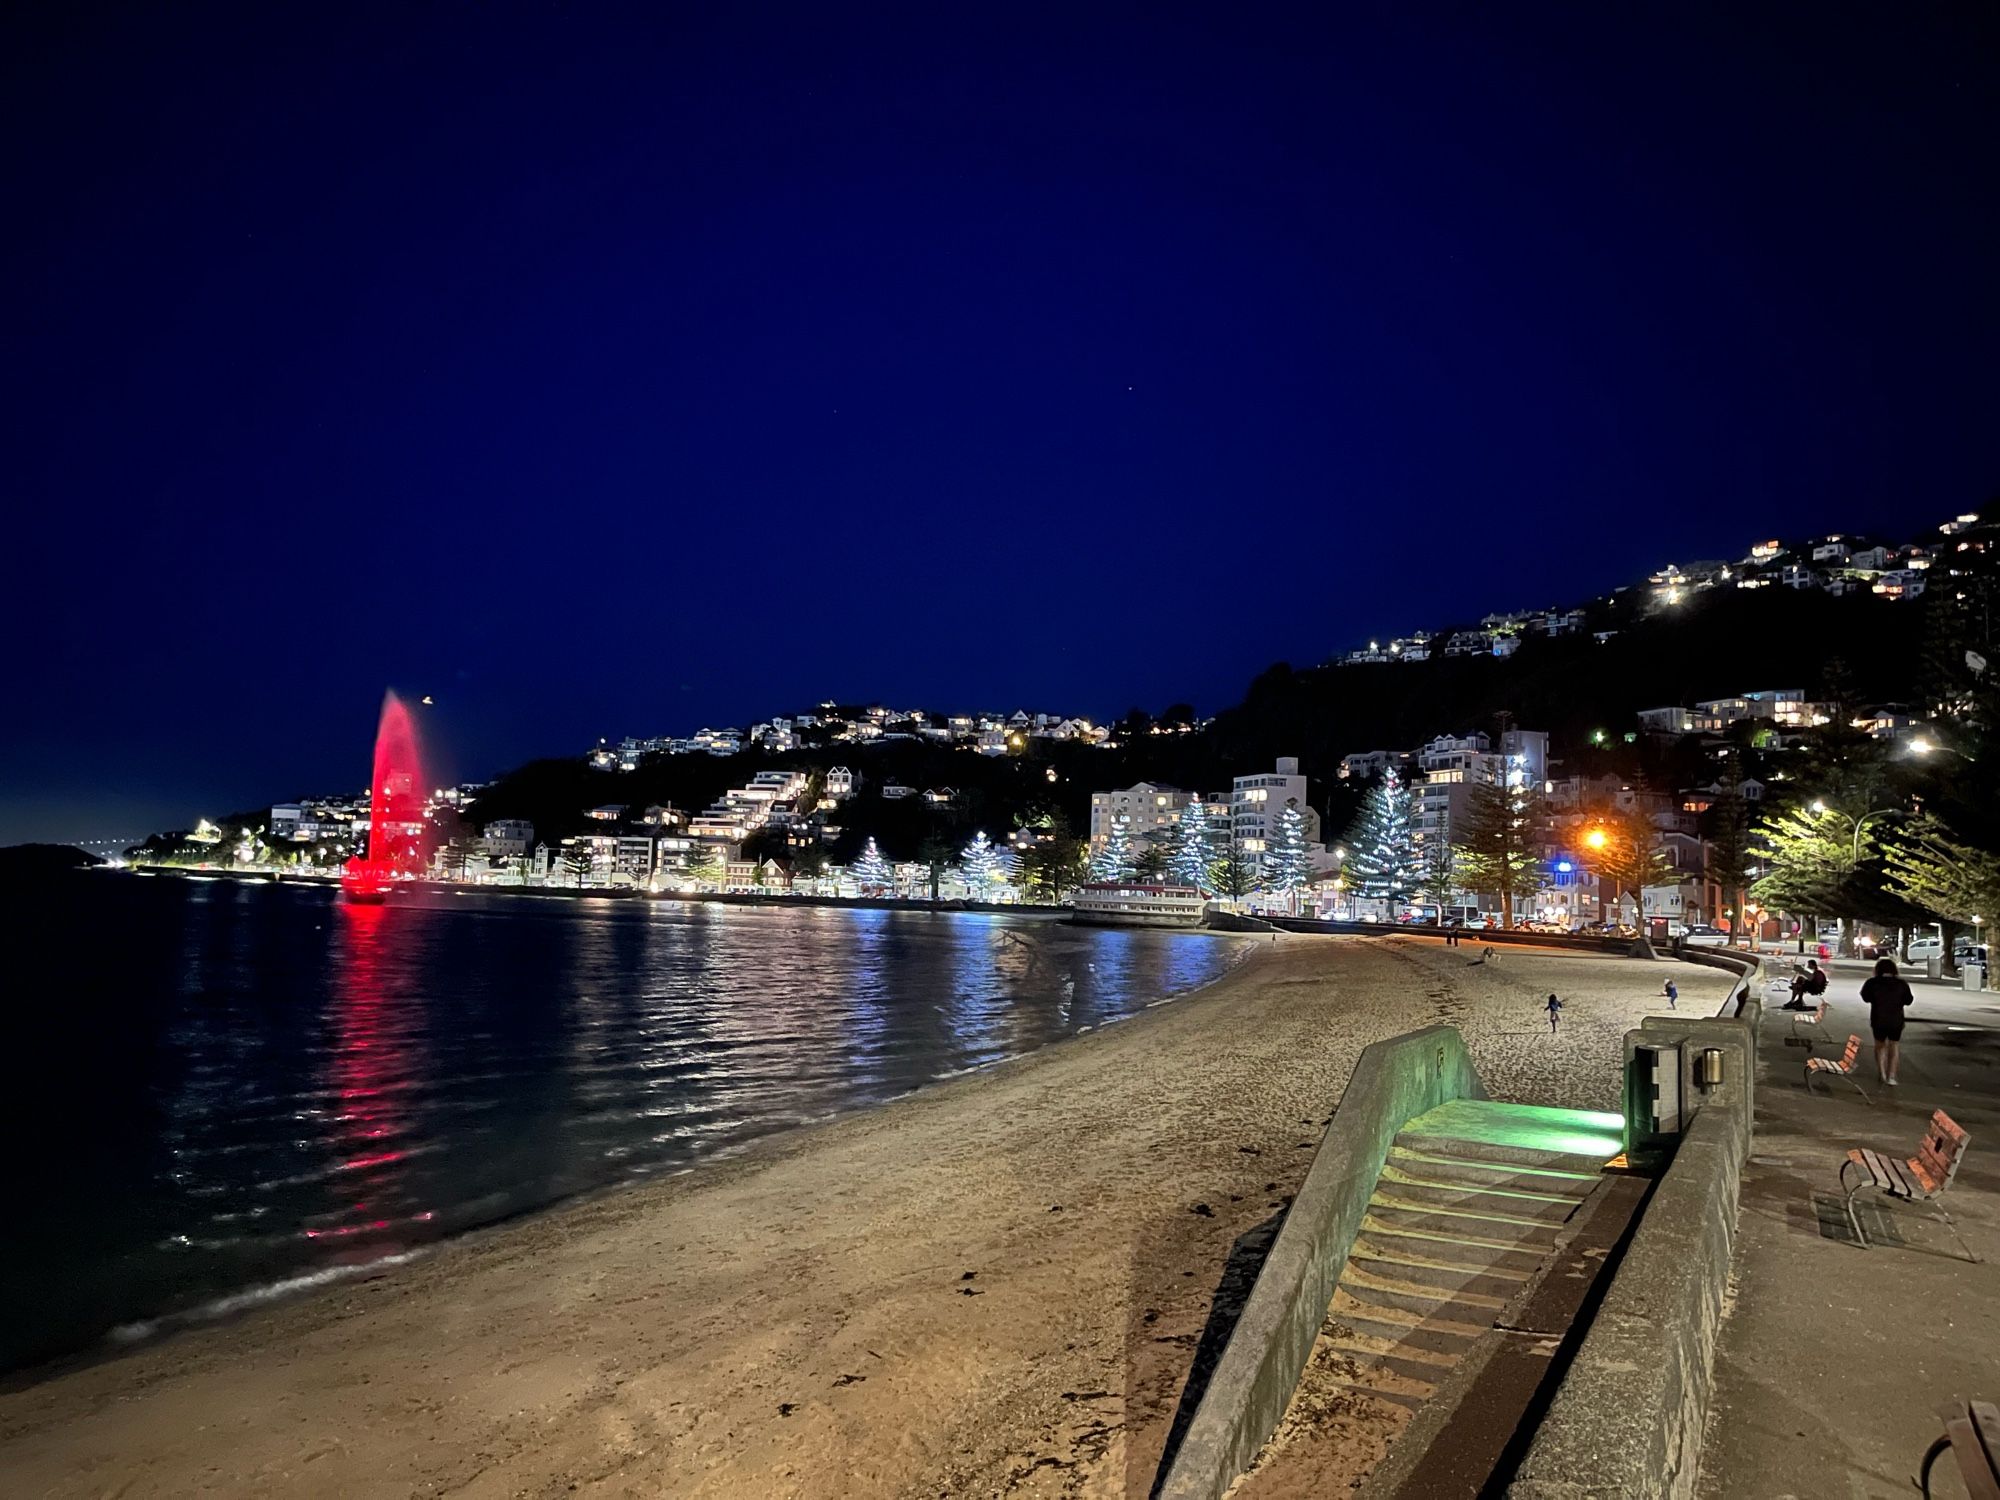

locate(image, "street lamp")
(1581, 825), (1624, 928)
(1810, 802), (1895, 863)
(1906, 735), (1972, 761)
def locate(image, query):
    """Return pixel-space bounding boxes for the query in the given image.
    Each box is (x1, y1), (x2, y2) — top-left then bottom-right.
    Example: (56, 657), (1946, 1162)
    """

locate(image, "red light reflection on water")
(315, 898), (431, 1245)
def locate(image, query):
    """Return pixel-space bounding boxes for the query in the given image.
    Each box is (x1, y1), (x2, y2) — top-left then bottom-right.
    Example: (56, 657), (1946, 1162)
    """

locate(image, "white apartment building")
(1231, 757), (1320, 867)
(613, 836), (658, 880)
(1872, 569), (1928, 600)
(1688, 689), (1829, 733)
(1412, 730), (1548, 857)
(689, 769), (807, 841)
(1339, 749), (1408, 781)
(483, 820), (535, 858)
(1089, 782), (1203, 849)
(1637, 707), (1697, 736)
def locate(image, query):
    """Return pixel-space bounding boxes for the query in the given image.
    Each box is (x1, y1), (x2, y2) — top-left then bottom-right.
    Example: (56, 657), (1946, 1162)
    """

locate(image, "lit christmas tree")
(851, 837), (895, 893)
(1267, 800), (1313, 912)
(1089, 813), (1138, 882)
(1168, 797), (1212, 889)
(958, 830), (1001, 897)
(1343, 767), (1420, 901)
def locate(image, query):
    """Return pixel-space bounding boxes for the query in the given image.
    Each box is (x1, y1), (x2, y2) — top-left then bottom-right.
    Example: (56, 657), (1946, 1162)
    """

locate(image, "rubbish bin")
(1928, 957), (1943, 981)
(1964, 963), (1987, 992)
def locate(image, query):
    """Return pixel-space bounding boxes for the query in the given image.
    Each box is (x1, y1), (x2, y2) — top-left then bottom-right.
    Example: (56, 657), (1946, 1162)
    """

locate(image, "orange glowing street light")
(1583, 827), (1609, 850)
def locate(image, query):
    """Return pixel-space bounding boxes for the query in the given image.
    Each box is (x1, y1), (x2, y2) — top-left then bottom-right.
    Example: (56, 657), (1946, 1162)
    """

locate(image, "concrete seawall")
(1156, 1026), (1488, 1500)
(1266, 916), (1647, 957)
(1507, 948), (1765, 1500)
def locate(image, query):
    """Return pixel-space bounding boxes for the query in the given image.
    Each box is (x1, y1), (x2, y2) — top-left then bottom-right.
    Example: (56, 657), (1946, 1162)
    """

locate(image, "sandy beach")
(0, 935), (1725, 1499)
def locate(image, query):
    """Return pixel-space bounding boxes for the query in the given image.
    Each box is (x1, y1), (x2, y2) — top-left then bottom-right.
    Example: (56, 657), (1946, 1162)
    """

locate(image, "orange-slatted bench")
(1840, 1109), (1977, 1261)
(1805, 1034), (1870, 1102)
(1789, 997), (1830, 1046)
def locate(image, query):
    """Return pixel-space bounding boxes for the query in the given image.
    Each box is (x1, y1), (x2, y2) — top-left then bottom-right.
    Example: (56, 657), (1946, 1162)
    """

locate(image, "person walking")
(1662, 978), (1678, 1010)
(1545, 992), (1563, 1034)
(1861, 957), (1914, 1086)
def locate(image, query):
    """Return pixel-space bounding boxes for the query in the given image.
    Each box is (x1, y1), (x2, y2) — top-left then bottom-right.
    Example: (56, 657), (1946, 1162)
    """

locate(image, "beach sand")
(0, 935), (1725, 1498)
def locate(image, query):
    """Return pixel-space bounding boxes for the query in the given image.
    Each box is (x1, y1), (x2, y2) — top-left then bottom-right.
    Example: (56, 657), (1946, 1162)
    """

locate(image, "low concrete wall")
(1267, 916), (1641, 956)
(1204, 909), (1281, 934)
(1673, 945), (1765, 1025)
(1156, 1026), (1488, 1500)
(1507, 950), (1766, 1500)
(1507, 1103), (1746, 1500)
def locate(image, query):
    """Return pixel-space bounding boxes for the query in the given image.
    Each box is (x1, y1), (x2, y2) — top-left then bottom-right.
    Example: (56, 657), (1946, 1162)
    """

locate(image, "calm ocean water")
(2, 873), (1246, 1374)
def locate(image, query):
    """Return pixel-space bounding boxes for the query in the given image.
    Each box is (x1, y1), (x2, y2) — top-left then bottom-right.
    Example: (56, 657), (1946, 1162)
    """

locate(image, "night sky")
(4, 4), (1995, 844)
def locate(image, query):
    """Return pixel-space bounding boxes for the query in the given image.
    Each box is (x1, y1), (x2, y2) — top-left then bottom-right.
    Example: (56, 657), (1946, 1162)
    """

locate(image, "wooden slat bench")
(1840, 1109), (1977, 1261)
(1788, 998), (1830, 1047)
(1805, 1034), (1870, 1103)
(1919, 1397), (2000, 1499)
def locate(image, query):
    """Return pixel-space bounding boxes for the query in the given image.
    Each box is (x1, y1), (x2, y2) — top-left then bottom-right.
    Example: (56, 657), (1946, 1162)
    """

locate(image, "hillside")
(0, 843), (104, 879)
(462, 582), (1929, 857)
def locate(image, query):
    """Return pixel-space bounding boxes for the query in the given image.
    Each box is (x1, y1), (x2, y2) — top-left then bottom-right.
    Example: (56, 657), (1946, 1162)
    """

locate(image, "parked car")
(1908, 936), (1945, 962)
(1682, 926), (1730, 947)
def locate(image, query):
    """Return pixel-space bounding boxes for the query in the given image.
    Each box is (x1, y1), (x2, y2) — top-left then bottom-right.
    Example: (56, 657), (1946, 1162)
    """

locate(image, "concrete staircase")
(1326, 1100), (1610, 1407)
(1234, 1099), (1621, 1494)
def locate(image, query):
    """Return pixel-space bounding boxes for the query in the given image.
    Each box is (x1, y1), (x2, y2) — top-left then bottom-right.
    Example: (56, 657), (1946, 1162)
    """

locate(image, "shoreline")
(2, 911), (1256, 1389)
(0, 937), (1729, 1497)
(119, 864), (1090, 920)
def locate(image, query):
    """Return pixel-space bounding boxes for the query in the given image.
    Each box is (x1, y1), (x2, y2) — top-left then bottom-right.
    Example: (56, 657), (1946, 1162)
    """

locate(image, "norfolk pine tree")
(851, 837), (895, 892)
(1457, 773), (1538, 928)
(1167, 798), (1212, 889)
(1266, 800), (1313, 914)
(1342, 767), (1419, 902)
(1089, 812), (1139, 882)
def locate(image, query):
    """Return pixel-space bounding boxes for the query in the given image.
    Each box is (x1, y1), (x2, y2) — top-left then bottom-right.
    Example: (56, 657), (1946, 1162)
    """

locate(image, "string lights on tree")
(1343, 766), (1420, 902)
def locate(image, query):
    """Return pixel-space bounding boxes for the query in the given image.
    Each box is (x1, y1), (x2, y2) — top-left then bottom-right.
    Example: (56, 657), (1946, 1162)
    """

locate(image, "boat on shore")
(1069, 881), (1209, 929)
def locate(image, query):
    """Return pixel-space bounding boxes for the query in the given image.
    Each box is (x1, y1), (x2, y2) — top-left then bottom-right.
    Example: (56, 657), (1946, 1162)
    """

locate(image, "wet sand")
(0, 935), (1723, 1498)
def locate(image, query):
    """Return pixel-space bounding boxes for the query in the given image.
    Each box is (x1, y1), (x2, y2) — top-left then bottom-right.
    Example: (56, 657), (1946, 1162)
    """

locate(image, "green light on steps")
(1539, 1129), (1628, 1158)
(1405, 1101), (1627, 1160)
(1488, 1105), (1625, 1160)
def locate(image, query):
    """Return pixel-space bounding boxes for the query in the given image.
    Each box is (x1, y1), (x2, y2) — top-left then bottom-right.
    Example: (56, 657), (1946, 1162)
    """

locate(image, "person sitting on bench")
(1784, 959), (1829, 1010)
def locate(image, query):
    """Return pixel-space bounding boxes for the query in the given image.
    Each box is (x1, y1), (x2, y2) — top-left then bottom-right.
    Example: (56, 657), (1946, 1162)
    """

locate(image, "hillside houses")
(1336, 510), (1979, 669)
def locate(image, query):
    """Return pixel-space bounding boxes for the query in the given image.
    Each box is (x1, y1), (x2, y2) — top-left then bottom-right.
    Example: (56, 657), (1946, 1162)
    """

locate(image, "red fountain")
(342, 691), (428, 903)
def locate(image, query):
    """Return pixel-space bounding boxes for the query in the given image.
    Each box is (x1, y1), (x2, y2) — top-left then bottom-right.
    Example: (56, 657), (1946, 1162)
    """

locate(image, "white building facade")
(1230, 757), (1321, 870)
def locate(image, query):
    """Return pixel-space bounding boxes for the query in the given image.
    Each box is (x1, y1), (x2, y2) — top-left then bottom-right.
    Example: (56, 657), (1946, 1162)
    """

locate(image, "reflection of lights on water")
(137, 898), (1251, 1350)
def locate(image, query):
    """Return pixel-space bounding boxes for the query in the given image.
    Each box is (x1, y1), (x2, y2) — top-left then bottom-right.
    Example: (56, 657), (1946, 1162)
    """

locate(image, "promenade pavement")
(1695, 970), (2000, 1498)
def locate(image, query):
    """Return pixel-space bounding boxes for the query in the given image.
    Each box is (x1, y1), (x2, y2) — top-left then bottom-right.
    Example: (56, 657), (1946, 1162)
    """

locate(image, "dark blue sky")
(4, 3), (1995, 843)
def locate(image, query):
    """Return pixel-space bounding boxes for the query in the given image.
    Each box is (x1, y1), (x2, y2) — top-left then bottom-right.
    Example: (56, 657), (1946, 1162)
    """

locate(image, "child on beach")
(1545, 993), (1563, 1033)
(1662, 978), (1678, 1010)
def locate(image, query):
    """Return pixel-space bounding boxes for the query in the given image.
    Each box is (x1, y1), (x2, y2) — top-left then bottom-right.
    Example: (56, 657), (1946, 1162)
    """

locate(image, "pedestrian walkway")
(1696, 982), (2000, 1497)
